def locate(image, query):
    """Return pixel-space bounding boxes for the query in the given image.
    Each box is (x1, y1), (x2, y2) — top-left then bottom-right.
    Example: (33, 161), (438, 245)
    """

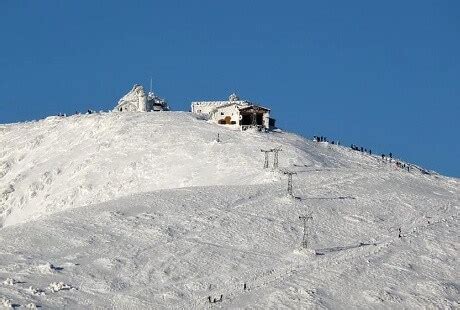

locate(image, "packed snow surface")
(0, 112), (363, 227)
(0, 112), (458, 308)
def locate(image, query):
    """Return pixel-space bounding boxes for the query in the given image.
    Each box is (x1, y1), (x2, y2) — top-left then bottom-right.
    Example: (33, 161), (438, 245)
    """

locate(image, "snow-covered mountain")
(0, 112), (458, 308)
(0, 112), (368, 227)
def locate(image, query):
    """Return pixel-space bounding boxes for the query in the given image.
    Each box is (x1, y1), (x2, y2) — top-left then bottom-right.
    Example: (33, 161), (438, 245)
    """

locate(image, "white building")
(191, 93), (275, 130)
(191, 93), (245, 114)
(114, 84), (169, 112)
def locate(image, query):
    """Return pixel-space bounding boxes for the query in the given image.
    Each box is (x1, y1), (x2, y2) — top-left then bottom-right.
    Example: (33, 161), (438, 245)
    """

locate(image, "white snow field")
(0, 112), (458, 308)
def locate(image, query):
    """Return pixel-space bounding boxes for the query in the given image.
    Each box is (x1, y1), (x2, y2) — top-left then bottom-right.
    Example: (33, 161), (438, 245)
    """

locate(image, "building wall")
(191, 99), (271, 130)
(263, 112), (270, 129)
(212, 105), (240, 126)
(118, 102), (138, 112)
(138, 94), (147, 112)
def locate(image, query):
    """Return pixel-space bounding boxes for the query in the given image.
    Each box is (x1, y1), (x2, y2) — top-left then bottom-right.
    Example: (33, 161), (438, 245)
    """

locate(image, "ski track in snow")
(0, 112), (458, 308)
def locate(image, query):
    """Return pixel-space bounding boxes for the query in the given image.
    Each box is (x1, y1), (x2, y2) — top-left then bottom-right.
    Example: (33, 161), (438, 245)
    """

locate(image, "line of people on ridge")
(57, 110), (97, 117)
(381, 152), (410, 171)
(313, 136), (340, 145)
(351, 144), (372, 155)
(348, 141), (413, 173)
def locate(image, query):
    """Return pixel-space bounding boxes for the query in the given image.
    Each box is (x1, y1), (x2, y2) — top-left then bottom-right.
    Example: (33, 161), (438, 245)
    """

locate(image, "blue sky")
(0, 1), (459, 177)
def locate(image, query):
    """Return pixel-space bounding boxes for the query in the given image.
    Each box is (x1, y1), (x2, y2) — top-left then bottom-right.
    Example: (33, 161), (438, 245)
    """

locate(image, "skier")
(398, 228), (402, 238)
(389, 152), (393, 159)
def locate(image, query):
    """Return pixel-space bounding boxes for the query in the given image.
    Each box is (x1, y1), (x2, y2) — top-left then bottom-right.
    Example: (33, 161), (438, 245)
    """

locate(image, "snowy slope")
(0, 112), (459, 308)
(0, 175), (458, 308)
(1, 112), (372, 227)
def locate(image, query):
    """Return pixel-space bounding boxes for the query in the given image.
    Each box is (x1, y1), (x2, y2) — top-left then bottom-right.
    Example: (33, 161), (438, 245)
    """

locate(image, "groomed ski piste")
(0, 112), (458, 308)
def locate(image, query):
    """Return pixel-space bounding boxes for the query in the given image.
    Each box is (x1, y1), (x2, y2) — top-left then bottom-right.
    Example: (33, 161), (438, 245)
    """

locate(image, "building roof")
(210, 103), (270, 114)
(192, 93), (254, 107)
(191, 100), (249, 107)
(211, 102), (249, 110)
(238, 105), (270, 112)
